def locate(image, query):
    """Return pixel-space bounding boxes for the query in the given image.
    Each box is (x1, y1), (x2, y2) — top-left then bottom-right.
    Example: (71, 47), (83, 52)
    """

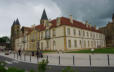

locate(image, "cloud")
(0, 0), (62, 37)
(0, 0), (114, 37)
(53, 0), (114, 27)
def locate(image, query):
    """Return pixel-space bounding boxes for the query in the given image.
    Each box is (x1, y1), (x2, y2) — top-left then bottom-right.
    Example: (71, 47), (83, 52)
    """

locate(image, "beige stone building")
(14, 9), (106, 52)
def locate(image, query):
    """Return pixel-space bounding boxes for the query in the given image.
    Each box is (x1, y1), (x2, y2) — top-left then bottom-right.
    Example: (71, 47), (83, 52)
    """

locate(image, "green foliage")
(30, 69), (35, 72)
(62, 66), (75, 72)
(0, 61), (7, 72)
(0, 61), (25, 72)
(0, 36), (10, 43)
(38, 59), (48, 72)
(6, 67), (25, 72)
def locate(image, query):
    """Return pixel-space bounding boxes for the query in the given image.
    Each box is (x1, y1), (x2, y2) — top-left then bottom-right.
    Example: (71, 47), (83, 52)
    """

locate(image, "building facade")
(13, 9), (106, 52)
(99, 14), (114, 47)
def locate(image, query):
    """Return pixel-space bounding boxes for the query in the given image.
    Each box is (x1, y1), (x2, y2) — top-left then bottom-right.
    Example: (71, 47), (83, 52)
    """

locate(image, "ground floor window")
(41, 42), (43, 50)
(68, 40), (71, 48)
(53, 40), (56, 50)
(74, 40), (77, 48)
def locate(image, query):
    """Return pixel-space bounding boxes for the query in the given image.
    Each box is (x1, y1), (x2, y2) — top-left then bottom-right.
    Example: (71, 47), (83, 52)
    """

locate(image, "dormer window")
(45, 29), (50, 39)
(53, 29), (56, 37)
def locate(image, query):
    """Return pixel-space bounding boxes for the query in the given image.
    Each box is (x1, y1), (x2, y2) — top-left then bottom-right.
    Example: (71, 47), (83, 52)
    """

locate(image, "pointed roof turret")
(15, 18), (20, 25)
(12, 20), (16, 25)
(41, 9), (48, 20)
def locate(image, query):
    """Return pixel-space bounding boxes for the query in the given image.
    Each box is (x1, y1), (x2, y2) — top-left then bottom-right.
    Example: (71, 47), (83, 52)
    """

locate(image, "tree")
(0, 36), (10, 43)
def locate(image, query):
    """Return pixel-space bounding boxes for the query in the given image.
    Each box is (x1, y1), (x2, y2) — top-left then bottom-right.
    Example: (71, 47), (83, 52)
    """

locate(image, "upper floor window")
(73, 29), (76, 35)
(87, 32), (89, 37)
(83, 31), (85, 36)
(41, 32), (43, 39)
(45, 30), (50, 38)
(67, 28), (70, 35)
(79, 30), (81, 36)
(53, 29), (56, 37)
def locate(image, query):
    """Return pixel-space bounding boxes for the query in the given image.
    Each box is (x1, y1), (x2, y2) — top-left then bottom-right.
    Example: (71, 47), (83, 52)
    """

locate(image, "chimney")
(88, 24), (91, 27)
(31, 24), (35, 29)
(69, 15), (73, 23)
(56, 17), (61, 26)
(94, 25), (96, 29)
(85, 21), (89, 27)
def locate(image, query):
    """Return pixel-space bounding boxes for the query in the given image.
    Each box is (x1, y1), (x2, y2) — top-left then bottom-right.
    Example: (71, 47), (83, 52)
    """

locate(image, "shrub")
(38, 59), (48, 72)
(0, 61), (7, 72)
(62, 66), (75, 72)
(6, 67), (25, 72)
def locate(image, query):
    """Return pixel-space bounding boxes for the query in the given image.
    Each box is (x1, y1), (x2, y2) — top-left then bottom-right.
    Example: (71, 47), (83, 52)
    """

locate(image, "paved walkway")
(0, 52), (114, 66)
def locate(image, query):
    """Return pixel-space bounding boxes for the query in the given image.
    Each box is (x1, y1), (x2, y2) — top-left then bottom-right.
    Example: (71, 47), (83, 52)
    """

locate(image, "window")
(79, 30), (81, 36)
(88, 41), (89, 47)
(83, 31), (85, 36)
(45, 30), (50, 38)
(87, 32), (88, 37)
(47, 41), (49, 49)
(80, 40), (81, 45)
(41, 32), (43, 39)
(90, 32), (92, 37)
(73, 29), (76, 35)
(68, 40), (71, 48)
(41, 42), (43, 50)
(84, 40), (86, 47)
(53, 40), (56, 50)
(53, 29), (56, 37)
(74, 40), (77, 48)
(67, 28), (70, 35)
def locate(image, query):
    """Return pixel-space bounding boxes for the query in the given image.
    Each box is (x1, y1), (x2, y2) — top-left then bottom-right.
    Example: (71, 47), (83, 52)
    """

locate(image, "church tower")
(40, 9), (48, 24)
(11, 18), (21, 50)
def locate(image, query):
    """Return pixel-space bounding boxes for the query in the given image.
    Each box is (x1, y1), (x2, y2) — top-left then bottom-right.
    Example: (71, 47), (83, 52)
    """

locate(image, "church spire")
(15, 18), (20, 25)
(41, 9), (48, 20)
(12, 20), (16, 25)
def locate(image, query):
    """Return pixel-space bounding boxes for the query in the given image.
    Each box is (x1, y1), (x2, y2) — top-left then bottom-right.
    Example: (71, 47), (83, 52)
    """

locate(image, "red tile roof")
(35, 17), (101, 33)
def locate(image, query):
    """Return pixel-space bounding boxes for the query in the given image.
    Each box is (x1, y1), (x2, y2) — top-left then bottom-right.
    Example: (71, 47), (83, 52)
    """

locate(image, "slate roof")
(35, 17), (101, 33)
(41, 9), (48, 20)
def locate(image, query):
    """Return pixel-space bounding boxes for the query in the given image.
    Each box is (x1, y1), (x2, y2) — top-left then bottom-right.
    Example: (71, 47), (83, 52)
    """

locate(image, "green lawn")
(66, 47), (114, 53)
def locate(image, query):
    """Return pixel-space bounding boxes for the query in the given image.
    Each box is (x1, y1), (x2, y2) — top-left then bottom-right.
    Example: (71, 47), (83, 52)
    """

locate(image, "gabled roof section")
(41, 9), (48, 20)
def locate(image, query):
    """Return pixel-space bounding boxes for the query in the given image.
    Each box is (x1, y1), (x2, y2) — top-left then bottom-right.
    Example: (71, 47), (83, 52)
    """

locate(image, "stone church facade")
(11, 9), (106, 51)
(99, 14), (114, 47)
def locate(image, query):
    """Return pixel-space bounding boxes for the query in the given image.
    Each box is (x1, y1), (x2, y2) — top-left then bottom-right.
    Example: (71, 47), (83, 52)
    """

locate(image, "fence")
(13, 53), (114, 66)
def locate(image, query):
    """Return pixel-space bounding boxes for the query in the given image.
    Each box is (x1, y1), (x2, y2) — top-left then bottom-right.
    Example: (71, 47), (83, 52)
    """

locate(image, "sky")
(0, 0), (114, 37)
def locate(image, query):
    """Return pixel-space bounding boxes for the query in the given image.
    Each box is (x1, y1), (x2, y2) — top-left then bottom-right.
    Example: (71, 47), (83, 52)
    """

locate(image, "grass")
(66, 47), (114, 53)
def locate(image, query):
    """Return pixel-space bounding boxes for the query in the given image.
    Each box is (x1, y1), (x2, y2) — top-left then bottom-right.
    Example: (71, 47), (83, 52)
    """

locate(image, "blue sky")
(0, 0), (114, 37)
